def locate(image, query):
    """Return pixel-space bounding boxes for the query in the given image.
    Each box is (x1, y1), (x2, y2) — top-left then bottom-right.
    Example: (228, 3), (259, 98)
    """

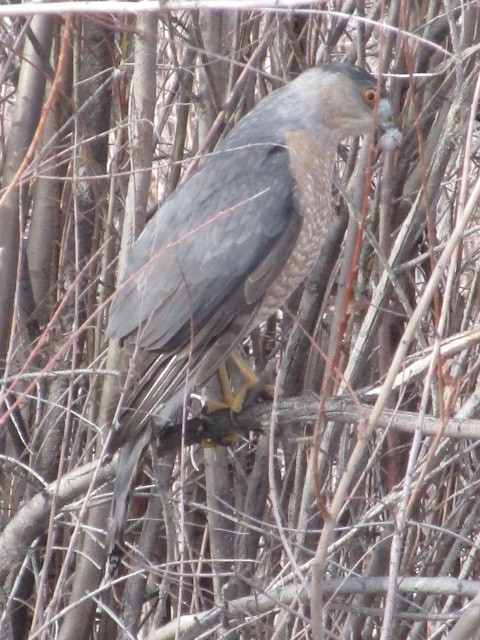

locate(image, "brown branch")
(180, 394), (480, 442)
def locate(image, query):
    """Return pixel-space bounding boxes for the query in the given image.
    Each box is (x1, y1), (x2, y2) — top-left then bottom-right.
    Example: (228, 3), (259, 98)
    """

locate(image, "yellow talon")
(205, 357), (259, 414)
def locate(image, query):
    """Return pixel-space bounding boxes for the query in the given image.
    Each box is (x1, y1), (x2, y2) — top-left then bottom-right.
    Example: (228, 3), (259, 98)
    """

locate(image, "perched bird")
(106, 63), (395, 552)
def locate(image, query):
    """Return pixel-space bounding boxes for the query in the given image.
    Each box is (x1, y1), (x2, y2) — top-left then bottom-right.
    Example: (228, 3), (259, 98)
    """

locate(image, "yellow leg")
(229, 352), (260, 387)
(206, 351), (280, 416)
(230, 351), (280, 402)
(222, 353), (262, 413)
(206, 354), (260, 414)
(201, 353), (277, 447)
(205, 363), (237, 413)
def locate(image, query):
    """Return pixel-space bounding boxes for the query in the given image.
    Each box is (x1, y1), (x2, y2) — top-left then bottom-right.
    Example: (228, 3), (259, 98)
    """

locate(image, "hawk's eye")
(363, 88), (377, 105)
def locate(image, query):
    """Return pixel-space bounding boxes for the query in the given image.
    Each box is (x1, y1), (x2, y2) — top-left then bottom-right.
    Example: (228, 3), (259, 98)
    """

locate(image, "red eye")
(363, 88), (377, 105)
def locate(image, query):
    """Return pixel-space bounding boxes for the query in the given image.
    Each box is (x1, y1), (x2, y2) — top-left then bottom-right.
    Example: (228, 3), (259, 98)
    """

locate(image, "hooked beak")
(377, 97), (402, 148)
(378, 97), (398, 133)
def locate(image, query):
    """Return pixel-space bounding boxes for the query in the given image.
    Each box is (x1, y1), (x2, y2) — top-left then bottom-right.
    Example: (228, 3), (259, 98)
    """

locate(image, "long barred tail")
(105, 351), (193, 570)
(104, 311), (257, 569)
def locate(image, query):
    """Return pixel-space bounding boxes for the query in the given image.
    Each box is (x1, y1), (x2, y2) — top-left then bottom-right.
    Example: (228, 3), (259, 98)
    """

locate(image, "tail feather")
(107, 427), (152, 567)
(106, 354), (193, 567)
(105, 310), (258, 568)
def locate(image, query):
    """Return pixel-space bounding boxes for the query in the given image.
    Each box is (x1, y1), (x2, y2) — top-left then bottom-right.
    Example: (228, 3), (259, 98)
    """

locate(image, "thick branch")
(178, 393), (480, 441)
(0, 460), (115, 583)
(146, 576), (480, 640)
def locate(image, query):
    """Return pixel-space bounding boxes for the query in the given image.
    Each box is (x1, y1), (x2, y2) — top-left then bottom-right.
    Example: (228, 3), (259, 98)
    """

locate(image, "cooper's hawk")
(107, 63), (395, 549)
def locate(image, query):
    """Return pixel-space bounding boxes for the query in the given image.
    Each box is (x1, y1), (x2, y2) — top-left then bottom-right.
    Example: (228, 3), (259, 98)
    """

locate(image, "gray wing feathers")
(108, 137), (298, 352)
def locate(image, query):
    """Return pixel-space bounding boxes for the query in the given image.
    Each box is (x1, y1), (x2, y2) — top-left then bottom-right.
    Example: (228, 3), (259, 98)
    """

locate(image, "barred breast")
(258, 131), (336, 322)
